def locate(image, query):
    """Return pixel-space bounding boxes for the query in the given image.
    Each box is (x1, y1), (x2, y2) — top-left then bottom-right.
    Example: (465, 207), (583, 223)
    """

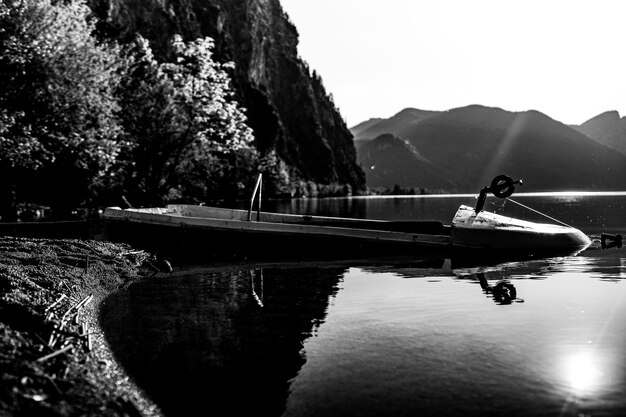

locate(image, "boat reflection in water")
(100, 244), (626, 417)
(100, 265), (346, 416)
(463, 273), (521, 305)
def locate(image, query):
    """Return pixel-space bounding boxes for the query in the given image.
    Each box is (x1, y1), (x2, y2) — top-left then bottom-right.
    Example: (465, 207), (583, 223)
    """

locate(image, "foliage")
(0, 0), (125, 215)
(0, 110), (42, 170)
(115, 35), (256, 206)
(256, 149), (293, 197)
(0, 1), (262, 217)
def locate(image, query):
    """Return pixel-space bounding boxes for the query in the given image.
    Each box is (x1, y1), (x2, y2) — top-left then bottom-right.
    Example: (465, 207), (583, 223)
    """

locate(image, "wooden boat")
(451, 204), (591, 251)
(102, 175), (591, 260)
(102, 204), (452, 259)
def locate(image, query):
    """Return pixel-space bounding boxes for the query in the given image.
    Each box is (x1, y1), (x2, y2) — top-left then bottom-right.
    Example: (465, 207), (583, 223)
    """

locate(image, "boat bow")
(451, 204), (591, 252)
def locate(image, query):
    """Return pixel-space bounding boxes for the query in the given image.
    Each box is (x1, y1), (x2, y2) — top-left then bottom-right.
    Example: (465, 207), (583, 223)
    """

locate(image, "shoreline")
(0, 236), (162, 416)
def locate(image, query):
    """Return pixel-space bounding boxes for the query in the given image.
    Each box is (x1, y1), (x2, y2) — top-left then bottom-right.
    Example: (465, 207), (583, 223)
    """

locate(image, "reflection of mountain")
(352, 106), (626, 192)
(99, 267), (344, 416)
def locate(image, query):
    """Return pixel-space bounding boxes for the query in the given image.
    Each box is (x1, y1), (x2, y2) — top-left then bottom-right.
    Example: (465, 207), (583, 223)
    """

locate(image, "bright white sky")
(280, 0), (626, 127)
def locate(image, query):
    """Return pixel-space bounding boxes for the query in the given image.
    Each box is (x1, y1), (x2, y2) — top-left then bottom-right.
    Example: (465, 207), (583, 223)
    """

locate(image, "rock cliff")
(89, 0), (365, 196)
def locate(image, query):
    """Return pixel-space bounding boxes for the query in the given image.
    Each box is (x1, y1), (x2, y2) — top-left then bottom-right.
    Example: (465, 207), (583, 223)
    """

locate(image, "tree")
(117, 35), (257, 206)
(0, 0), (125, 218)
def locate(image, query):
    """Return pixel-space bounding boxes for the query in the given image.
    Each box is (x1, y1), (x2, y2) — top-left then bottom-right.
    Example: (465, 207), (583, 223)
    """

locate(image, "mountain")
(352, 105), (626, 192)
(89, 0), (365, 196)
(356, 134), (456, 191)
(350, 108), (441, 141)
(573, 111), (626, 156)
(349, 118), (384, 140)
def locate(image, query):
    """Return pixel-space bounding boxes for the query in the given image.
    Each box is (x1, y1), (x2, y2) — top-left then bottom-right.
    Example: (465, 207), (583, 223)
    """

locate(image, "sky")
(280, 0), (626, 127)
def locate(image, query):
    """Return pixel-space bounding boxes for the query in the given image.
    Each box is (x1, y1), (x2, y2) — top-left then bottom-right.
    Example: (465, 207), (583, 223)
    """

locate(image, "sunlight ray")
(477, 112), (530, 190)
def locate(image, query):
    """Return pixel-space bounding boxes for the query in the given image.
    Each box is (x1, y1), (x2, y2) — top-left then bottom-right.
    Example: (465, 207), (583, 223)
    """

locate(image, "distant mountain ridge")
(573, 111), (626, 156)
(352, 108), (442, 141)
(350, 118), (384, 139)
(351, 105), (626, 192)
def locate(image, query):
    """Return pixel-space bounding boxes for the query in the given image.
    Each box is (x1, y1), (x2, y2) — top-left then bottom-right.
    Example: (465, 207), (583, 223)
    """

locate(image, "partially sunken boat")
(102, 175), (591, 260)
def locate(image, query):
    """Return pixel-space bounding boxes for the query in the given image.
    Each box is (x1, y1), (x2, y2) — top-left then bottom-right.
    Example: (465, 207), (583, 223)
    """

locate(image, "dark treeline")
(0, 0), (289, 221)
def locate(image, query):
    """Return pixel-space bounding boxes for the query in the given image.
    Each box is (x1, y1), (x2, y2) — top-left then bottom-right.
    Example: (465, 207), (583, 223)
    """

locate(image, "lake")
(100, 193), (626, 416)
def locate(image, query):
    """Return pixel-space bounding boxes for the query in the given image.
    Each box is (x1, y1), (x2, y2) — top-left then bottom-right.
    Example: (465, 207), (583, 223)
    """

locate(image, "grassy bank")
(0, 236), (162, 416)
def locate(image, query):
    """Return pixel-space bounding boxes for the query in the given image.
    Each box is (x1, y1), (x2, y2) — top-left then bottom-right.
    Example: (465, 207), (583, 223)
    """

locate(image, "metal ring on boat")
(490, 175), (516, 198)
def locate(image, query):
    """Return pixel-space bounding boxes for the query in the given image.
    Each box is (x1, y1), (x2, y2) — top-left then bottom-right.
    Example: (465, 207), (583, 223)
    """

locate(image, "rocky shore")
(0, 236), (162, 416)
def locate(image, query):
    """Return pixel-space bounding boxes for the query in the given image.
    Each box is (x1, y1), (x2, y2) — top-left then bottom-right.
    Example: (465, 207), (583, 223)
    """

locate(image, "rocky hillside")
(573, 111), (626, 156)
(89, 0), (365, 196)
(353, 105), (626, 192)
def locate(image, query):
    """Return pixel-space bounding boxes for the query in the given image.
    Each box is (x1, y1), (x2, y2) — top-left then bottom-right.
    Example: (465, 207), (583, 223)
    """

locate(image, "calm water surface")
(101, 194), (626, 416)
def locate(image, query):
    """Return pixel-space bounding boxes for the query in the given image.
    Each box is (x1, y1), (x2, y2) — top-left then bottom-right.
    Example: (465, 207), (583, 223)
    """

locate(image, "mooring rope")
(505, 197), (574, 228)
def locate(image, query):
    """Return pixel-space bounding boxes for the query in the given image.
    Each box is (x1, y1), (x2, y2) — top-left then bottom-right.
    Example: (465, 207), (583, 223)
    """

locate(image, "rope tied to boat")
(477, 175), (576, 229)
(505, 197), (574, 228)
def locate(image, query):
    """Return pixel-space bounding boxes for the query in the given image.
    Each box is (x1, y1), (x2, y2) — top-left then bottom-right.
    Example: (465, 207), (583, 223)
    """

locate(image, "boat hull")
(451, 205), (591, 252)
(102, 204), (592, 261)
(102, 205), (450, 261)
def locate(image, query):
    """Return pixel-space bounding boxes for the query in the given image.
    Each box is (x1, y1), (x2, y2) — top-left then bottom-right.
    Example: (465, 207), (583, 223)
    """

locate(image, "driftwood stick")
(60, 294), (93, 322)
(49, 294), (93, 348)
(120, 250), (144, 256)
(47, 334), (56, 349)
(76, 294), (93, 311)
(48, 321), (65, 348)
(45, 294), (67, 313)
(36, 344), (73, 362)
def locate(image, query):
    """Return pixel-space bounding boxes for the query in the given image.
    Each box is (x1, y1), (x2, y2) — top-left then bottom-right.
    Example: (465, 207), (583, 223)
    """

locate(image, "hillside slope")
(356, 134), (456, 191)
(573, 111), (626, 156)
(351, 108), (441, 141)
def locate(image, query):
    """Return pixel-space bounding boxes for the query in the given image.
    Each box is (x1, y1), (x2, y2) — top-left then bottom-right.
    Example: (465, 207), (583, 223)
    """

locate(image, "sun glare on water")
(562, 351), (605, 394)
